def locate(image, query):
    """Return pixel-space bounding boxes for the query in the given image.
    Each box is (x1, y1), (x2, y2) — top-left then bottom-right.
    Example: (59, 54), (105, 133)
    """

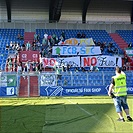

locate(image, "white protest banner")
(52, 46), (101, 55)
(81, 55), (122, 67)
(64, 38), (95, 46)
(42, 56), (80, 67)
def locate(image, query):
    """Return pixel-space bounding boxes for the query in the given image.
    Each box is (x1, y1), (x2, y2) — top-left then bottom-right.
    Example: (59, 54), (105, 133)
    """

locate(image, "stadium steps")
(110, 33), (133, 70)
(109, 33), (128, 50)
(24, 32), (35, 44)
(29, 76), (39, 97)
(19, 76), (39, 97)
(19, 76), (29, 97)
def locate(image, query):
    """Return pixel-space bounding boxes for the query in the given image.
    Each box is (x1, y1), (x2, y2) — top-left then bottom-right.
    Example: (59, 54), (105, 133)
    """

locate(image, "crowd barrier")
(0, 71), (133, 97)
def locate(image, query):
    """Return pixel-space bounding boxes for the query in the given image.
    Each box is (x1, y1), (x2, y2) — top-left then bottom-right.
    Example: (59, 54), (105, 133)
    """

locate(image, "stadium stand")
(109, 33), (128, 51)
(116, 30), (133, 47)
(0, 0), (133, 94)
(36, 29), (113, 42)
(0, 29), (24, 70)
(0, 2), (133, 133)
(36, 29), (124, 56)
(0, 29), (132, 72)
(57, 71), (133, 87)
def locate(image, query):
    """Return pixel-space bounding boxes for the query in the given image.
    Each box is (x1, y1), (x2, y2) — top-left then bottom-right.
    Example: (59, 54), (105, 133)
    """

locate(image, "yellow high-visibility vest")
(112, 74), (127, 96)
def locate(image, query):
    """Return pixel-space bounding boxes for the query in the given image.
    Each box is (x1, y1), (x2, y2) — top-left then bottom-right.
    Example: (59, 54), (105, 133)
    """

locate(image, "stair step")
(19, 76), (39, 97)
(24, 32), (35, 38)
(115, 42), (126, 44)
(109, 33), (128, 50)
(24, 32), (35, 44)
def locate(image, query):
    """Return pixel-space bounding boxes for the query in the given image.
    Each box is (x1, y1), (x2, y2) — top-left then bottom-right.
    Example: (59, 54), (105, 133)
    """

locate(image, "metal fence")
(0, 71), (132, 87)
(0, 71), (132, 97)
(0, 20), (132, 33)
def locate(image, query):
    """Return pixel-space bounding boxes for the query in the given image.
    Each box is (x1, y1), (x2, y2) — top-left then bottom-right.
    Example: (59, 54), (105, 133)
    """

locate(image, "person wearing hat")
(108, 66), (132, 122)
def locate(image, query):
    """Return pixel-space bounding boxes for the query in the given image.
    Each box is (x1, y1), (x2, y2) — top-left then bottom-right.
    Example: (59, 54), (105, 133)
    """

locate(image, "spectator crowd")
(5, 30), (132, 73)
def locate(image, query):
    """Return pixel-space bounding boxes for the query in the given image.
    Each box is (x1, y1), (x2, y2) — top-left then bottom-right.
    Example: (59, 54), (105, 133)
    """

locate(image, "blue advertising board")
(40, 85), (133, 96)
(0, 87), (17, 96)
(0, 74), (17, 97)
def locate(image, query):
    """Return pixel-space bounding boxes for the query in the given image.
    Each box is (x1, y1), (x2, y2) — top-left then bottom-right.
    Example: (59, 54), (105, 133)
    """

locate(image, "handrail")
(0, 20), (132, 33)
(0, 19), (131, 24)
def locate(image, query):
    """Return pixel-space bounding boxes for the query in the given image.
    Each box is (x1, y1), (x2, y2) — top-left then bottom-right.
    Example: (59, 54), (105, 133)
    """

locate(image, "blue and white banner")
(40, 86), (107, 96)
(6, 87), (15, 95)
(0, 74), (17, 96)
(41, 74), (56, 86)
(52, 46), (101, 55)
(0, 87), (17, 96)
(40, 85), (133, 96)
(64, 38), (95, 46)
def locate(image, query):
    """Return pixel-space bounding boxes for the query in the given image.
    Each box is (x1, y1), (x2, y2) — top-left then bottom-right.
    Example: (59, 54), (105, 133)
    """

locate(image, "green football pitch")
(0, 96), (133, 133)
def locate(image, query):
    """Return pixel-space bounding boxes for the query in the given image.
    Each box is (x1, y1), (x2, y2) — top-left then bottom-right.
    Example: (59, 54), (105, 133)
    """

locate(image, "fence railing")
(0, 20), (132, 33)
(0, 70), (132, 86)
(0, 71), (133, 97)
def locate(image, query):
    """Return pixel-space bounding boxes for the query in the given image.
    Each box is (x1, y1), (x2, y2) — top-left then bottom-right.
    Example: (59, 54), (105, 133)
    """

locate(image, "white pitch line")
(66, 98), (93, 116)
(64, 97), (114, 132)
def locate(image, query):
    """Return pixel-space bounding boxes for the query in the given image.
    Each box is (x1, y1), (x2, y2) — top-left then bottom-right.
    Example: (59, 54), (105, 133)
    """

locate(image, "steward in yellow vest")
(112, 73), (127, 96)
(108, 66), (132, 122)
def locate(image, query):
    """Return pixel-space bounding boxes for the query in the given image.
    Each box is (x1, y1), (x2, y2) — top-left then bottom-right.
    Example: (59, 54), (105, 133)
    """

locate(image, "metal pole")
(28, 74), (30, 97)
(17, 72), (19, 97)
(110, 23), (111, 33)
(14, 21), (15, 29)
(3, 20), (4, 28)
(102, 71), (105, 85)
(87, 71), (88, 86)
(23, 21), (25, 30)
(56, 21), (57, 29)
(0, 71), (2, 88)
(29, 22), (31, 32)
(44, 21), (46, 29)
(38, 73), (40, 96)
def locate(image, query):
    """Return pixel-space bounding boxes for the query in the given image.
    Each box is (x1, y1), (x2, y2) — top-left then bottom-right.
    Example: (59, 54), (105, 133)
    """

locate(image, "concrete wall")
(86, 0), (131, 23)
(0, 0), (132, 32)
(0, 21), (132, 33)
(0, 0), (7, 20)
(11, 0), (49, 21)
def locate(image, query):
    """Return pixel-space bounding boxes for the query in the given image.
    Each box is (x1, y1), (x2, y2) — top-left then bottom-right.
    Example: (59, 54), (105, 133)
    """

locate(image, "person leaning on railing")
(53, 62), (63, 80)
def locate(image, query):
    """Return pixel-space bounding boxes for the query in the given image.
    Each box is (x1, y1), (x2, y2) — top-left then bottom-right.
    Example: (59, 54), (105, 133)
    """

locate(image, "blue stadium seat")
(116, 30), (133, 44)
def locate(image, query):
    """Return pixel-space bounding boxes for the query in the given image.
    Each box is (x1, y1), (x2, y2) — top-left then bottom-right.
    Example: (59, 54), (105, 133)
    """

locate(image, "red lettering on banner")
(91, 57), (97, 66)
(83, 57), (97, 66)
(43, 58), (56, 66)
(84, 58), (91, 66)
(44, 58), (48, 66)
(50, 59), (56, 66)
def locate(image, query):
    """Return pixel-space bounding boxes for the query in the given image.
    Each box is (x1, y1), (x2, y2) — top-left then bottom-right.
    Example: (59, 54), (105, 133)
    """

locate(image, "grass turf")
(0, 96), (133, 133)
